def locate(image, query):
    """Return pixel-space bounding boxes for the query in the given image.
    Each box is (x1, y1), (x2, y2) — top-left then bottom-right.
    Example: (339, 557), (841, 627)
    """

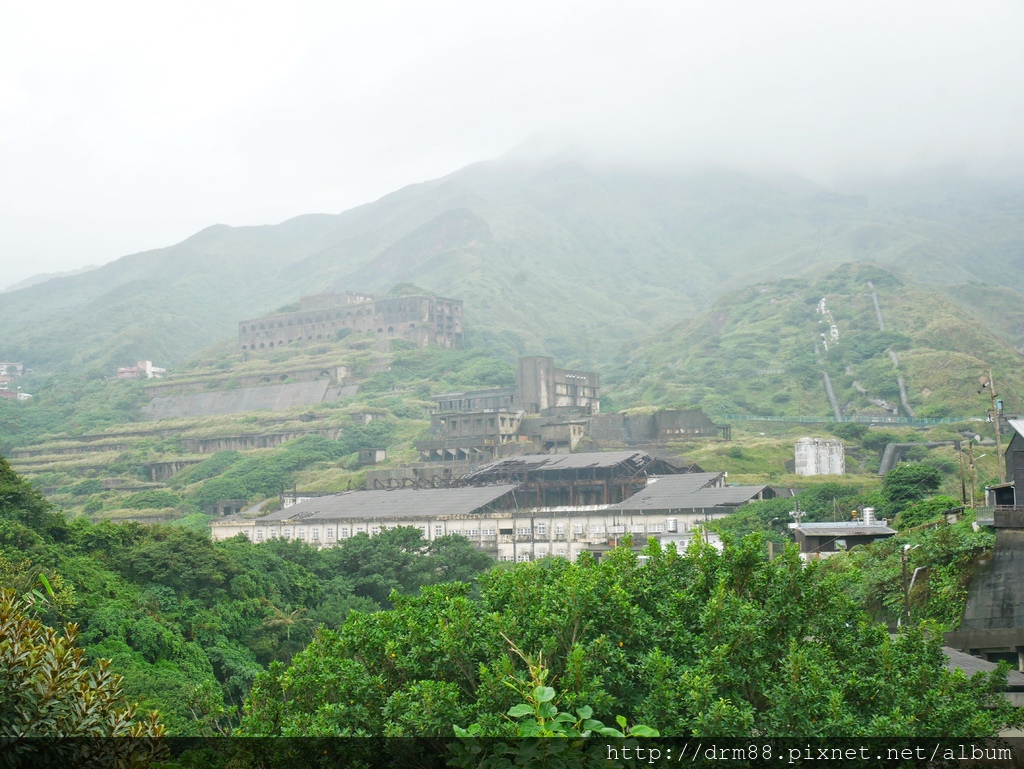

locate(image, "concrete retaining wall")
(142, 381), (346, 420)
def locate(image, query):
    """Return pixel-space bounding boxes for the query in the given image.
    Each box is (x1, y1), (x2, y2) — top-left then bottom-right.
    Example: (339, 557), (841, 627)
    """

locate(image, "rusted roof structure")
(460, 451), (687, 508)
(463, 450), (679, 482)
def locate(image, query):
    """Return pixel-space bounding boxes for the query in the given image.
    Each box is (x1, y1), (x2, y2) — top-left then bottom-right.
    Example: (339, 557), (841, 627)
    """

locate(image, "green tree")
(882, 463), (942, 517)
(0, 589), (164, 767)
(895, 494), (960, 530)
(239, 536), (1019, 739)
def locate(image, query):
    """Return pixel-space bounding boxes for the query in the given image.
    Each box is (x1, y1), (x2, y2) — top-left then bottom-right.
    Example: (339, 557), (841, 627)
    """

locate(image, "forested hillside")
(3, 161), (1023, 372)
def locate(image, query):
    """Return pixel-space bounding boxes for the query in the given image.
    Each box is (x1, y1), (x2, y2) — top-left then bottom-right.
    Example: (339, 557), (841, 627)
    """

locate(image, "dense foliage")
(239, 536), (1018, 738)
(0, 456), (494, 735)
(0, 589), (164, 739)
(1, 449), (1010, 742)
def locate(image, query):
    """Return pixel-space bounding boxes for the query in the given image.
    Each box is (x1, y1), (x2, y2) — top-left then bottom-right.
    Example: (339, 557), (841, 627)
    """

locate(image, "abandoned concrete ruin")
(416, 356), (600, 463)
(413, 356), (729, 467)
(946, 419), (1024, 668)
(238, 290), (464, 350)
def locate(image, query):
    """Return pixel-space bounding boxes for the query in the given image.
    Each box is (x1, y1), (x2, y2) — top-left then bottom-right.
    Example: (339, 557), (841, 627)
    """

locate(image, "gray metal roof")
(464, 451), (657, 477)
(943, 646), (1024, 689)
(253, 484), (519, 523)
(613, 473), (728, 510)
(795, 522), (896, 537)
(1009, 419), (1024, 439)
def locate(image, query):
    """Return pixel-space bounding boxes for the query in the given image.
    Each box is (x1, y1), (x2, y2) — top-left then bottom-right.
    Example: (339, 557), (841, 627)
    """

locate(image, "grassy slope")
(610, 264), (1024, 420)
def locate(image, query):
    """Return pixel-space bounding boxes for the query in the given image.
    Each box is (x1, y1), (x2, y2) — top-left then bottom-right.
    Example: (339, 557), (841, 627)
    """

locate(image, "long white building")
(210, 458), (774, 561)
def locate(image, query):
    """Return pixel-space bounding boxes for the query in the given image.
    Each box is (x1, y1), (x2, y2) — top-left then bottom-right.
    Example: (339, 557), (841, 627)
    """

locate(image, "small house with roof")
(792, 507), (895, 561)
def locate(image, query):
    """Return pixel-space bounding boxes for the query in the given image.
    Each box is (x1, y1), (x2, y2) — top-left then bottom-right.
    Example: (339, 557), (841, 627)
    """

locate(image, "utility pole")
(968, 442), (976, 508)
(901, 544), (920, 627)
(901, 546), (911, 627)
(957, 442), (967, 506)
(980, 370), (1005, 483)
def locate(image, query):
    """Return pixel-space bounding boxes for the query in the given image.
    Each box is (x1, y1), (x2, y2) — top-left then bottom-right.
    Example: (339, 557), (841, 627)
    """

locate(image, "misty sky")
(2, 0), (1022, 290)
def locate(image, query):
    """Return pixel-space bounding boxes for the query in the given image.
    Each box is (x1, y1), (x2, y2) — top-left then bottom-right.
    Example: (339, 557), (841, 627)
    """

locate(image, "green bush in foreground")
(240, 536), (1019, 738)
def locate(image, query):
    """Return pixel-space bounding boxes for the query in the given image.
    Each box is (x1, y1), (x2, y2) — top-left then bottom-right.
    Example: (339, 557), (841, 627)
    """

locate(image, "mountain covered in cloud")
(2, 159), (1022, 372)
(2, 265), (99, 293)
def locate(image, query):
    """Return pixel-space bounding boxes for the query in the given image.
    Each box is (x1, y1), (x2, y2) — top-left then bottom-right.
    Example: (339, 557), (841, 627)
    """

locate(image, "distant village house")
(117, 361), (167, 379)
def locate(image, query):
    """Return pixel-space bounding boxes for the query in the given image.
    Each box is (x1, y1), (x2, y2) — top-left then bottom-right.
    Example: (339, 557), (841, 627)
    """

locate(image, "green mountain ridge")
(4, 159), (1024, 373)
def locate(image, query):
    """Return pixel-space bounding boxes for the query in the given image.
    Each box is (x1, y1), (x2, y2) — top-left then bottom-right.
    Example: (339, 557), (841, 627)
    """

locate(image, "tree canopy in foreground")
(240, 536), (1019, 738)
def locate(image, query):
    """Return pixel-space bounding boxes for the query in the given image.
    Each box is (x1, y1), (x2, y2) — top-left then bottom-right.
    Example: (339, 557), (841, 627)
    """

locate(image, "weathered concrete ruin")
(946, 419), (1024, 668)
(794, 437), (845, 476)
(417, 357), (728, 464)
(142, 380), (357, 420)
(417, 356), (599, 462)
(238, 290), (463, 350)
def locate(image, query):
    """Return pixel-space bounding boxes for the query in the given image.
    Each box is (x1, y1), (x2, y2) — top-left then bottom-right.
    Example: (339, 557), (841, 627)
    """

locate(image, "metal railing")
(719, 413), (984, 426)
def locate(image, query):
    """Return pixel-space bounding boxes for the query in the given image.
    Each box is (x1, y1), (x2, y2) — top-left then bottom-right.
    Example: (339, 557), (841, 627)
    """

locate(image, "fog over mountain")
(1, 1), (1022, 290)
(2, 158), (1022, 375)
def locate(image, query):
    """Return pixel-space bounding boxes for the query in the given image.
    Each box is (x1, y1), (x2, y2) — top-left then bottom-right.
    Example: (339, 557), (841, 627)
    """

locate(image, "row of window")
(241, 303), (445, 331)
(498, 548), (569, 562)
(247, 521), (673, 542)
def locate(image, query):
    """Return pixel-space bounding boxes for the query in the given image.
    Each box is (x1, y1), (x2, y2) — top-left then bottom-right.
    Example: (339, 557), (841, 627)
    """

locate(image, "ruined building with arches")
(238, 291), (464, 351)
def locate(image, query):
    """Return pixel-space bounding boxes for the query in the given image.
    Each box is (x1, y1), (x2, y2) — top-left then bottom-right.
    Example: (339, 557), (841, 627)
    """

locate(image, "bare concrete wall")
(142, 381), (344, 420)
(587, 413), (656, 443)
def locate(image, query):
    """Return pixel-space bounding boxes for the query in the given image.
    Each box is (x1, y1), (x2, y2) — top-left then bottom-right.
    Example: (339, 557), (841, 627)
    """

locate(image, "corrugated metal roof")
(464, 451), (655, 477)
(253, 484), (519, 523)
(1009, 419), (1024, 439)
(613, 473), (726, 510)
(795, 523), (895, 537)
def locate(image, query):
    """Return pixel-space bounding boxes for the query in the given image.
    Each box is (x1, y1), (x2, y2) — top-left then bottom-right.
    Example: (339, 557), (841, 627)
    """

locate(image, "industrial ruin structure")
(794, 437), (845, 476)
(210, 450), (773, 562)
(238, 290), (463, 350)
(946, 420), (1024, 667)
(417, 356), (601, 463)
(416, 356), (728, 465)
